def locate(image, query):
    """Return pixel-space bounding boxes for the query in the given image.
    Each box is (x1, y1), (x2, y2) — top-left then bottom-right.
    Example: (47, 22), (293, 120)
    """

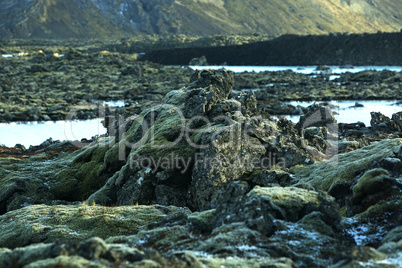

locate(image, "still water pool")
(285, 100), (402, 125)
(0, 119), (105, 148)
(1, 100), (400, 148)
(190, 65), (402, 74)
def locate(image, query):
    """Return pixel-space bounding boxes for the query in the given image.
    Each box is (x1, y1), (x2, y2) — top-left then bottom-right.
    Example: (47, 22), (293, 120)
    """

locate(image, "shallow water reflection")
(0, 119), (106, 148)
(284, 100), (402, 125)
(190, 65), (402, 74)
(1, 100), (401, 148)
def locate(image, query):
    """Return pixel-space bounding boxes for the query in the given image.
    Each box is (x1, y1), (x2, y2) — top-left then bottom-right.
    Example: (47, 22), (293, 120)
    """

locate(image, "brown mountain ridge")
(0, 0), (401, 39)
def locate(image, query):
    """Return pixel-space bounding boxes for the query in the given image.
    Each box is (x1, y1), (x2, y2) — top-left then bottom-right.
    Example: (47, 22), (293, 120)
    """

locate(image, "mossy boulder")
(0, 243), (99, 268)
(0, 204), (190, 249)
(298, 211), (336, 237)
(0, 147), (83, 213)
(88, 69), (274, 210)
(0, 237), (145, 268)
(0, 68), (334, 214)
(84, 69), (343, 211)
(87, 102), (197, 207)
(187, 209), (216, 233)
(291, 139), (402, 192)
(354, 191), (402, 221)
(25, 256), (97, 268)
(351, 168), (392, 205)
(50, 142), (111, 201)
(195, 222), (272, 257)
(247, 186), (341, 225)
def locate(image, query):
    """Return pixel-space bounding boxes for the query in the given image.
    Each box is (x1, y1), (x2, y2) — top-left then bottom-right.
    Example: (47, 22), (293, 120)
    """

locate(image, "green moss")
(188, 209), (216, 232)
(352, 168), (390, 200)
(340, 206), (346, 217)
(99, 143), (126, 175)
(76, 161), (103, 199)
(356, 194), (402, 220)
(26, 256), (93, 268)
(51, 169), (78, 200)
(52, 147), (112, 200)
(72, 143), (109, 164)
(0, 174), (20, 200)
(131, 107), (195, 160)
(248, 186), (321, 206)
(161, 88), (187, 109)
(291, 139), (402, 191)
(0, 149), (86, 207)
(118, 112), (145, 144)
(137, 140), (195, 160)
(0, 204), (189, 248)
(190, 124), (228, 145)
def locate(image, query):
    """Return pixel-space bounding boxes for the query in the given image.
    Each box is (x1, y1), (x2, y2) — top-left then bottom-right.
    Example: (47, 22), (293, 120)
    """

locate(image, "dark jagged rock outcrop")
(84, 69), (332, 211)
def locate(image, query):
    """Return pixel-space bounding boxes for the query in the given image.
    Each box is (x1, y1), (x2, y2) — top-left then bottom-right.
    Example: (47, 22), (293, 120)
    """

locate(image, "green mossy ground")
(291, 139), (402, 191)
(0, 204), (190, 249)
(352, 168), (390, 201)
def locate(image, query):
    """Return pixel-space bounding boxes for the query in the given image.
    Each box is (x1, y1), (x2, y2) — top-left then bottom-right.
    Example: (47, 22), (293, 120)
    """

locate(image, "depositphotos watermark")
(64, 102), (338, 168)
(129, 152), (286, 174)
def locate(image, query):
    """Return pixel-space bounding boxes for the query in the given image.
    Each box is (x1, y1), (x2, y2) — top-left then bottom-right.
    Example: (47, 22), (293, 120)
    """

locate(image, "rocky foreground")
(0, 69), (401, 267)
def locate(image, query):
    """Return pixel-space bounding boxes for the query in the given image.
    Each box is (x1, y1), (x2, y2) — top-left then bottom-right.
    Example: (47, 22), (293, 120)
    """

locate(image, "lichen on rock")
(0, 203), (190, 249)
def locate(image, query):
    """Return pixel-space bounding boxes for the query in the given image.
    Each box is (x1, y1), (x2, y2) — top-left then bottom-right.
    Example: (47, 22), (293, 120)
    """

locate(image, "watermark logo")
(64, 101), (339, 171)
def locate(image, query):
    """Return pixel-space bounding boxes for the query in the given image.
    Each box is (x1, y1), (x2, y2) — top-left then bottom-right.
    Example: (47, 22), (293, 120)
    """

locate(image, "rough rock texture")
(0, 50), (193, 123)
(291, 139), (402, 192)
(0, 204), (190, 249)
(293, 138), (402, 250)
(85, 69), (330, 211)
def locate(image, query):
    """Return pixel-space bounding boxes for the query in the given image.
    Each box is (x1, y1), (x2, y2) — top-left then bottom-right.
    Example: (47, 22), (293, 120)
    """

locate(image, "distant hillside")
(0, 0), (401, 39)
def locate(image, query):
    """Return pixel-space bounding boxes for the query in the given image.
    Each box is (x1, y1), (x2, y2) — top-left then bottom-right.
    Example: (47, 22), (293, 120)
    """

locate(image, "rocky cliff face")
(0, 0), (138, 39)
(0, 0), (401, 39)
(140, 32), (402, 66)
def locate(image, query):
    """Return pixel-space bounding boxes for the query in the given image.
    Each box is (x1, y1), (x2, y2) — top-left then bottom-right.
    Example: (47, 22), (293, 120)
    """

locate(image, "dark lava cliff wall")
(140, 32), (402, 66)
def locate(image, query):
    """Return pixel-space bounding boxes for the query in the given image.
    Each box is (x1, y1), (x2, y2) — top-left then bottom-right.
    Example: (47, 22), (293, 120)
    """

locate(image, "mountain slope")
(0, 0), (401, 39)
(0, 0), (139, 39)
